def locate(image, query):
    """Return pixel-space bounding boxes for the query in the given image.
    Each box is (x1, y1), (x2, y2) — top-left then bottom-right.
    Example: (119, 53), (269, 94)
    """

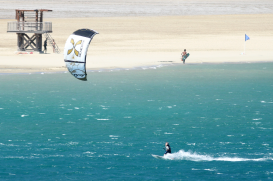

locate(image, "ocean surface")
(0, 63), (273, 180)
(1, 0), (273, 19)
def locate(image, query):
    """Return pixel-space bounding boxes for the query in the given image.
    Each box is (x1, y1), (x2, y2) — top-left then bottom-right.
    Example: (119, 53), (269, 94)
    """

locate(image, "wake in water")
(162, 150), (273, 162)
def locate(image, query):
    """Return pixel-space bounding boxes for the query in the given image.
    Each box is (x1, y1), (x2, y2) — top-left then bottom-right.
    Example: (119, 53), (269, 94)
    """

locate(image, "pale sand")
(0, 14), (273, 73)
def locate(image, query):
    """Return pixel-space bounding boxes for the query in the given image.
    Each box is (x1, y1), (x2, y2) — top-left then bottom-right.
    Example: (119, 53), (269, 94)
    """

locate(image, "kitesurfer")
(164, 142), (171, 155)
(181, 49), (190, 64)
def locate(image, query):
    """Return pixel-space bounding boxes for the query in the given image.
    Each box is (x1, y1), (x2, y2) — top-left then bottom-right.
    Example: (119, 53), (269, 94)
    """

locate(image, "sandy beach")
(0, 13), (273, 73)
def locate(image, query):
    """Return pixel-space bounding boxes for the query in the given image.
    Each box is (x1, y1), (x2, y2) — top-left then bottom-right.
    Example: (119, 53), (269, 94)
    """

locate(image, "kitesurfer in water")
(164, 142), (171, 155)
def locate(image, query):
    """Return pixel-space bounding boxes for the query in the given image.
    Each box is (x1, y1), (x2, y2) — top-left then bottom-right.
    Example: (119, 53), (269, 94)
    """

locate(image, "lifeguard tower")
(7, 9), (60, 53)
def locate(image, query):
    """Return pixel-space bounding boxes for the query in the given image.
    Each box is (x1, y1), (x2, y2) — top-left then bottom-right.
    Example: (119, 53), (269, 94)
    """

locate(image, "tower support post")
(17, 33), (43, 52)
(17, 33), (24, 51)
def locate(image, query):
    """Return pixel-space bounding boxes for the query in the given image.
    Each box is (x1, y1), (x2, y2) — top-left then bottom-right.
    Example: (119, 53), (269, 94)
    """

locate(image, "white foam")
(109, 135), (119, 138)
(253, 122), (261, 125)
(258, 127), (273, 130)
(204, 168), (216, 171)
(68, 142), (78, 145)
(83, 151), (96, 154)
(162, 150), (272, 162)
(253, 118), (262, 121)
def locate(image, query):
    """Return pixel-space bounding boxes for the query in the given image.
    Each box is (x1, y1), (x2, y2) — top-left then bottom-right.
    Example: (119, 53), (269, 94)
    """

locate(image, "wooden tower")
(7, 9), (59, 53)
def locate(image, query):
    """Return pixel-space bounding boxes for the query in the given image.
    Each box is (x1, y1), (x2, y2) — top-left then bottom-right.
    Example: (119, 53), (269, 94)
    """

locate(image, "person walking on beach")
(43, 38), (47, 53)
(164, 142), (171, 155)
(181, 49), (190, 64)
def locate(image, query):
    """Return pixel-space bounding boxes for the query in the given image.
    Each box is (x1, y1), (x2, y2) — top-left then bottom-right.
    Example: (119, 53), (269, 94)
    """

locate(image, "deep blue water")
(0, 63), (273, 180)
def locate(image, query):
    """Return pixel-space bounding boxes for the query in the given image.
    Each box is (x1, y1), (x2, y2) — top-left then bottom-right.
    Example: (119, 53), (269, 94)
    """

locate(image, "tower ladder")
(44, 32), (60, 54)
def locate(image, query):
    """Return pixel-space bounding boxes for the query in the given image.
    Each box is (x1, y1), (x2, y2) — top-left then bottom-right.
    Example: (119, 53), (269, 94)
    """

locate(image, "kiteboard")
(182, 53), (190, 62)
(152, 154), (165, 159)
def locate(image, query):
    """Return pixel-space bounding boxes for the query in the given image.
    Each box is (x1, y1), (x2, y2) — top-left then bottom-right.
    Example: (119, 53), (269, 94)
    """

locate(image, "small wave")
(124, 116), (132, 118)
(109, 135), (119, 138)
(162, 150), (273, 162)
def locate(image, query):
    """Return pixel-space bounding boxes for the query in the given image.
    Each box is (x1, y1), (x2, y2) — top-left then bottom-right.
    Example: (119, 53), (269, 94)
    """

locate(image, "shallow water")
(0, 63), (273, 180)
(1, 0), (273, 19)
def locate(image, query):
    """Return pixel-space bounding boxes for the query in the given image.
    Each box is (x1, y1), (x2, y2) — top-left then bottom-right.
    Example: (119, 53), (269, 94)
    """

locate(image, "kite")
(63, 29), (98, 81)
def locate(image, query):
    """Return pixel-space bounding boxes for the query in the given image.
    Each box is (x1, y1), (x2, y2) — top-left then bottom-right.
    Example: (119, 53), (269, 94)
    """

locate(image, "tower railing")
(7, 22), (52, 33)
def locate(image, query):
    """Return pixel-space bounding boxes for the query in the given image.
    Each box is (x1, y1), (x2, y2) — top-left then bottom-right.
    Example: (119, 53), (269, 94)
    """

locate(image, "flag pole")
(244, 33), (246, 54)
(244, 33), (250, 54)
(244, 38), (246, 54)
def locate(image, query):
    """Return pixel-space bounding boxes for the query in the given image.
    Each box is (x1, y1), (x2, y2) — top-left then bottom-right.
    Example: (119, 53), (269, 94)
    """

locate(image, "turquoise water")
(1, 63), (273, 180)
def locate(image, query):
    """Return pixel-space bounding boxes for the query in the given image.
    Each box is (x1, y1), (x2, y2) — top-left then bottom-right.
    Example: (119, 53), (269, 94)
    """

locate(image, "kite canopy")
(63, 29), (98, 81)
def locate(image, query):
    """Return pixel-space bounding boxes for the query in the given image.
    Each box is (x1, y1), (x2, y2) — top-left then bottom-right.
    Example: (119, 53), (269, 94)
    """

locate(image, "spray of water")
(162, 150), (272, 162)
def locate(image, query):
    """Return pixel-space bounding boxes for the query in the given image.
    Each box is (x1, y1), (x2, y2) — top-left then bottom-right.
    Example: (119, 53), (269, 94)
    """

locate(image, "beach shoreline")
(1, 60), (273, 75)
(1, 14), (272, 73)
